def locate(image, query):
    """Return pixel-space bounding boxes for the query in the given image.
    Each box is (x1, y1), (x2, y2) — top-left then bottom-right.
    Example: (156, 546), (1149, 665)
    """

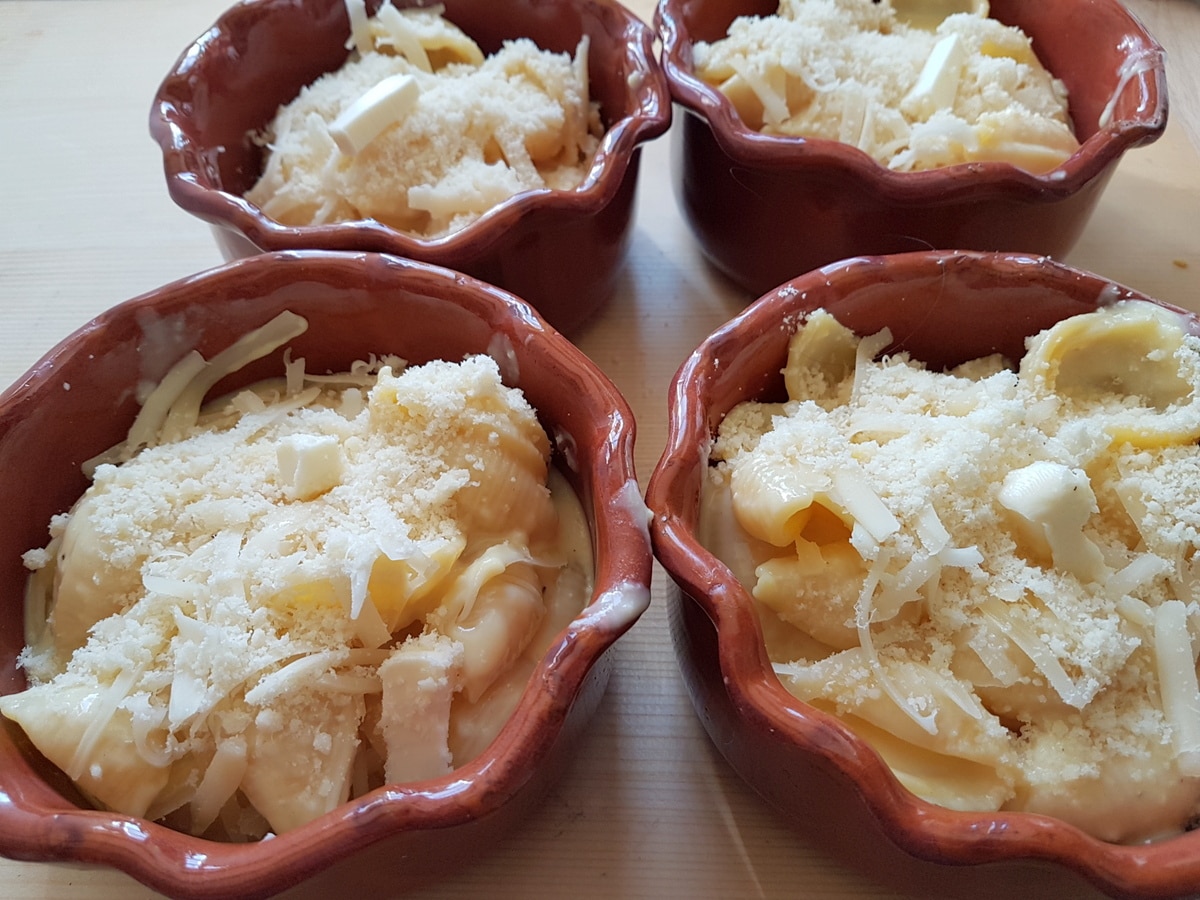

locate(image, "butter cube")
(278, 433), (344, 500)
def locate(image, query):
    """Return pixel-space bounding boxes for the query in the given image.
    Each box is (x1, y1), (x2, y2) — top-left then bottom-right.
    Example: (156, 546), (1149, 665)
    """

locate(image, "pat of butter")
(329, 73), (420, 157)
(902, 32), (966, 120)
(998, 460), (1107, 583)
(278, 433), (345, 500)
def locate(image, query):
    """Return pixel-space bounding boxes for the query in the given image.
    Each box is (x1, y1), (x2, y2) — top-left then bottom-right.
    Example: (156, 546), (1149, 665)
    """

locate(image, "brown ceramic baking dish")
(646, 249), (1200, 899)
(655, 0), (1168, 297)
(150, 0), (671, 335)
(0, 250), (653, 899)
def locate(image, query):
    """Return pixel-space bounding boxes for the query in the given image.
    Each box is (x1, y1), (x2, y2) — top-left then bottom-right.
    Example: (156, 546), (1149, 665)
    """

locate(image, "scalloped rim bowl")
(654, 0), (1168, 297)
(150, 0), (672, 336)
(645, 250), (1200, 899)
(0, 251), (653, 900)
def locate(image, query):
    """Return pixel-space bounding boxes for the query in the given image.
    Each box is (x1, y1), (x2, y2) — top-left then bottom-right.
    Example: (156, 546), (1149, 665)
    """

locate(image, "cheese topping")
(692, 0), (1079, 174)
(1, 317), (593, 840)
(245, 1), (602, 238)
(703, 302), (1200, 843)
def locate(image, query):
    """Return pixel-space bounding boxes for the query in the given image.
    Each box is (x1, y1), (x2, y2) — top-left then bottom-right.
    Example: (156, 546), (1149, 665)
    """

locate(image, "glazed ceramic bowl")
(150, 0), (671, 336)
(645, 250), (1200, 899)
(655, 0), (1167, 297)
(0, 251), (652, 900)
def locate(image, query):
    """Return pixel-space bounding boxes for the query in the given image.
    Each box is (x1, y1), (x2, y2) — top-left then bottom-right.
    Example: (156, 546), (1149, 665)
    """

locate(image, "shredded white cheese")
(706, 302), (1200, 843)
(693, 0), (1079, 173)
(0, 323), (595, 841)
(246, 1), (603, 237)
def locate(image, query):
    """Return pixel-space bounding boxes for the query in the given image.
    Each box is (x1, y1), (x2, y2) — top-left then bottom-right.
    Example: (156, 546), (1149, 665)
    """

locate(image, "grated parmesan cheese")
(245, 1), (603, 238)
(692, 0), (1079, 173)
(705, 302), (1200, 843)
(0, 318), (594, 840)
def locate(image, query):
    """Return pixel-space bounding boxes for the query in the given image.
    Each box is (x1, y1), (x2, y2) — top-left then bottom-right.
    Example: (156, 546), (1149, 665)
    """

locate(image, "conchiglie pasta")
(730, 451), (837, 547)
(452, 435), (558, 547)
(1020, 301), (1200, 447)
(838, 714), (1013, 812)
(1, 680), (172, 819)
(240, 691), (364, 835)
(753, 541), (864, 651)
(48, 495), (143, 660)
(727, 411), (867, 547)
(702, 300), (1200, 842)
(428, 548), (547, 702)
(1, 322), (594, 842)
(367, 536), (466, 634)
(698, 465), (780, 590)
(1013, 695), (1200, 844)
(776, 648), (1017, 810)
(783, 309), (860, 406)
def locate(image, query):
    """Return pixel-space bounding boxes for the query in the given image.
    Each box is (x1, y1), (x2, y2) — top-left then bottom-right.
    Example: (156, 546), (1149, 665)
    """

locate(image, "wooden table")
(1, 2), (1198, 897)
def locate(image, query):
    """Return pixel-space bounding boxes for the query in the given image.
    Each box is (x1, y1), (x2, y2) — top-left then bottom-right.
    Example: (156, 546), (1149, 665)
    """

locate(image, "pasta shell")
(1020, 300), (1200, 447)
(239, 691), (364, 834)
(784, 309), (860, 403)
(0, 682), (171, 819)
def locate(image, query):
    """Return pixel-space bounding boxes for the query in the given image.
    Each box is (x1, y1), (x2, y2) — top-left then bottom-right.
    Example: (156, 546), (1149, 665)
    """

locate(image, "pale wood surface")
(0, 1), (1198, 897)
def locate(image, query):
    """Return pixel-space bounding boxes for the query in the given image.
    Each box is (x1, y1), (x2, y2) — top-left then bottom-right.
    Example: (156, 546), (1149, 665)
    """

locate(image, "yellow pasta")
(776, 648), (1016, 810)
(247, 3), (602, 237)
(783, 308), (860, 406)
(692, 0), (1079, 174)
(753, 542), (864, 651)
(1020, 301), (1200, 448)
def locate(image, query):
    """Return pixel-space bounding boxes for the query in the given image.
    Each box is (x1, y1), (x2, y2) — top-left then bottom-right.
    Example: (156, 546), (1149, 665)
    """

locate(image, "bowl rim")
(148, 0), (672, 258)
(0, 250), (654, 899)
(653, 0), (1168, 203)
(645, 249), (1200, 898)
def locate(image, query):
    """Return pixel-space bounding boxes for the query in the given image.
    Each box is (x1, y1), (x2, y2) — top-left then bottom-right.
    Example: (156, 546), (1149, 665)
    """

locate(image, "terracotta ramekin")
(646, 249), (1200, 899)
(150, 0), (671, 336)
(0, 251), (653, 899)
(655, 0), (1167, 297)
